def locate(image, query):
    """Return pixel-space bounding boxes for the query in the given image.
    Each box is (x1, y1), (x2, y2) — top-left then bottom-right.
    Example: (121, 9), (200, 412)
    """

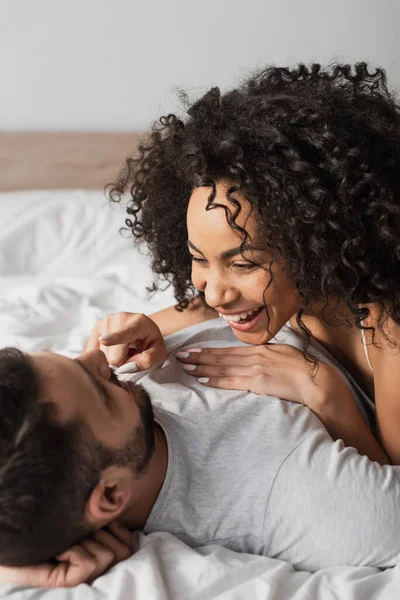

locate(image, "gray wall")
(0, 0), (398, 131)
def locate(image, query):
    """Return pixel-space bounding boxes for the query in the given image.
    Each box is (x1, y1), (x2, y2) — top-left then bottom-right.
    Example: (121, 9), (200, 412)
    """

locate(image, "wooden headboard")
(0, 132), (144, 191)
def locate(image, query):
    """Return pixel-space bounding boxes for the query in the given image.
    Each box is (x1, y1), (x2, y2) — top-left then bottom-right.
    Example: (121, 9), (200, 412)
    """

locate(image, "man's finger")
(78, 538), (115, 582)
(92, 529), (132, 565)
(107, 522), (136, 553)
(55, 544), (98, 587)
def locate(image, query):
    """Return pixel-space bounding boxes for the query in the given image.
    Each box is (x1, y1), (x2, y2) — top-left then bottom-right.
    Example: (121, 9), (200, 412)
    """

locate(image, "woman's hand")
(175, 344), (324, 405)
(0, 522), (136, 589)
(176, 344), (392, 465)
(85, 312), (167, 372)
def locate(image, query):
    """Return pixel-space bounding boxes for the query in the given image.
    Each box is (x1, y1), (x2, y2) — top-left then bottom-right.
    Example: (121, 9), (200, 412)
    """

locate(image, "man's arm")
(264, 429), (400, 572)
(0, 523), (135, 588)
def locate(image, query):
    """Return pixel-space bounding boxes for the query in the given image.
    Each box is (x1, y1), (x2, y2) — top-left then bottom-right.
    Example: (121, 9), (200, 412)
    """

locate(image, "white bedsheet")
(0, 190), (397, 600)
(1, 532), (399, 600)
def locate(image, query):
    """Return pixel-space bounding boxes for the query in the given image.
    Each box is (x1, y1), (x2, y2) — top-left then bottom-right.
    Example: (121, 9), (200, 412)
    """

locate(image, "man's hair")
(108, 62), (400, 349)
(0, 348), (117, 566)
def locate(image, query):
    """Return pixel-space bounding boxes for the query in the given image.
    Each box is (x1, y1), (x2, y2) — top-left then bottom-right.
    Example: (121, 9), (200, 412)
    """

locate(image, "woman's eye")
(190, 255), (257, 271)
(234, 263), (257, 271)
(191, 256), (207, 264)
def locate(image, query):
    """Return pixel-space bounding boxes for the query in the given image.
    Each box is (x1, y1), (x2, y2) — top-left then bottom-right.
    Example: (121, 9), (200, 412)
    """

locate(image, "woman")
(88, 62), (400, 465)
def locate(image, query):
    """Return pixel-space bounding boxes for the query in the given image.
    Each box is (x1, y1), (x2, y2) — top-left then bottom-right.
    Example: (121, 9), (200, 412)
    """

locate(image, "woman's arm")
(365, 315), (400, 464)
(307, 364), (390, 465)
(150, 296), (218, 337)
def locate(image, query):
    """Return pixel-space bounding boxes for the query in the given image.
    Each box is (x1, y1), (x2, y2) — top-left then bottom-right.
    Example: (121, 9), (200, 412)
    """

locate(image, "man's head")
(0, 347), (155, 566)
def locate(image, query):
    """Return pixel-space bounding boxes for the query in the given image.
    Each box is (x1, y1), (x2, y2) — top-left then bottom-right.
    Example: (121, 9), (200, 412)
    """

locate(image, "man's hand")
(85, 312), (167, 372)
(0, 522), (136, 589)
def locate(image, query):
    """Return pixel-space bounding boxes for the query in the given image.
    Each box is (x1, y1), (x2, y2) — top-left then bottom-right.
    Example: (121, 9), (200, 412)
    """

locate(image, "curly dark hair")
(108, 62), (400, 344)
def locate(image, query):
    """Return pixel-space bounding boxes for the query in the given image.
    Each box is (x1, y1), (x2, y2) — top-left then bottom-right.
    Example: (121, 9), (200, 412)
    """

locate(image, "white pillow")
(0, 189), (133, 276)
(0, 190), (175, 354)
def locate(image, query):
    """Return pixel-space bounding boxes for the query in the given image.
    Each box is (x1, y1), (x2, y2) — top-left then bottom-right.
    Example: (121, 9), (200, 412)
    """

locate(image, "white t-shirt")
(126, 319), (400, 571)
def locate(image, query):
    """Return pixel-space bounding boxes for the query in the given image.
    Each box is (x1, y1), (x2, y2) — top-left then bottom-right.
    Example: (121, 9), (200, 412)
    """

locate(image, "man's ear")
(85, 466), (132, 528)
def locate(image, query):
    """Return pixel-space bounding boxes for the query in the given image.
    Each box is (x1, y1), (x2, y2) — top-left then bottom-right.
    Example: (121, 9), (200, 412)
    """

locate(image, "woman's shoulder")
(362, 303), (400, 348)
(361, 304), (400, 464)
(360, 303), (400, 385)
(296, 309), (376, 396)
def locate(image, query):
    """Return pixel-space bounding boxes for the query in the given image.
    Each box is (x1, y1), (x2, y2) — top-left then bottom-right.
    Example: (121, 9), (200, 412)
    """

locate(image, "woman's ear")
(85, 466), (132, 528)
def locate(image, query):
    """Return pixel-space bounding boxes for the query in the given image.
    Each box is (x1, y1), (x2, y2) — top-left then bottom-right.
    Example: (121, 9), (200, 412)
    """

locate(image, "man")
(0, 318), (399, 588)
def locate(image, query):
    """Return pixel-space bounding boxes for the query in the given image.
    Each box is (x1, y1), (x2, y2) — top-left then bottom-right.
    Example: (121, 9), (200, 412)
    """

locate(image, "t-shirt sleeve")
(264, 429), (400, 571)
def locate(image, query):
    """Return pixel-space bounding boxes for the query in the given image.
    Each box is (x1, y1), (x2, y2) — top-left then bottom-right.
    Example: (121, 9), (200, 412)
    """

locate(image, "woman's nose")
(203, 277), (239, 309)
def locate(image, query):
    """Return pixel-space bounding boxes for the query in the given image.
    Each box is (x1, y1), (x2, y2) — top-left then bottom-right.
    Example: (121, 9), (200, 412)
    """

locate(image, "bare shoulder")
(362, 304), (400, 463)
(363, 303), (400, 362)
(362, 303), (400, 402)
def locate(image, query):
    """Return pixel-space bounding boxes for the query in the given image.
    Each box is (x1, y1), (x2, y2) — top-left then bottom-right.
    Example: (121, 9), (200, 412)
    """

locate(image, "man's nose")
(76, 348), (111, 380)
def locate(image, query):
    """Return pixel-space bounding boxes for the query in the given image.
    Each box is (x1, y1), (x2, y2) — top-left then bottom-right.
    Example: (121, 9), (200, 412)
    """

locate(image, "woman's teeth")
(218, 307), (261, 323)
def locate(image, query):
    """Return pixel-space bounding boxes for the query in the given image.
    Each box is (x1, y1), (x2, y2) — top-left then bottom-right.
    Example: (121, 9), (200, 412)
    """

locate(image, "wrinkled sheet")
(0, 190), (176, 354)
(0, 190), (397, 599)
(1, 532), (399, 600)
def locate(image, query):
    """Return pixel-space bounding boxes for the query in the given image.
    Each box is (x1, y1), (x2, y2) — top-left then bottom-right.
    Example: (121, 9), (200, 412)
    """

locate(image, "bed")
(0, 132), (398, 599)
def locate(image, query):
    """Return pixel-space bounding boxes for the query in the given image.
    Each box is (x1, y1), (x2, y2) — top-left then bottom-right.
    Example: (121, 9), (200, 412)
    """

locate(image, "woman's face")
(186, 183), (302, 345)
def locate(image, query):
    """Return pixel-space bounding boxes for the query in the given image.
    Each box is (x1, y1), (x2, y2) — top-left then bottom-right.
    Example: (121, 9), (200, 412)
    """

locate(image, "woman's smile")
(218, 306), (265, 330)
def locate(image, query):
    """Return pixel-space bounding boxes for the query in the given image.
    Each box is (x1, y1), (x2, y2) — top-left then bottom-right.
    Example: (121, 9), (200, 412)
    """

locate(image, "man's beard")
(96, 384), (156, 477)
(128, 384), (156, 475)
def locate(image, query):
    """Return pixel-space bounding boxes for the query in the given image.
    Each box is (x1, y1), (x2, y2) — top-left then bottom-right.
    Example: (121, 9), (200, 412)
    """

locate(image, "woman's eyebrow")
(187, 240), (259, 260)
(74, 359), (110, 406)
(187, 240), (205, 256)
